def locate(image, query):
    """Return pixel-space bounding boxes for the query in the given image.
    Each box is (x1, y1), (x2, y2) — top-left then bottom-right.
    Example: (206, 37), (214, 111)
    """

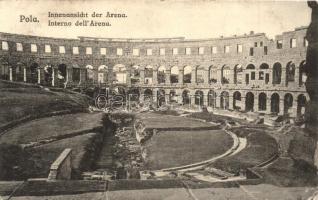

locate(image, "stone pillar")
(67, 67), (73, 83)
(254, 95), (259, 112)
(216, 95), (221, 108)
(281, 67), (287, 87)
(203, 69), (209, 85)
(165, 69), (171, 84)
(152, 69), (158, 85)
(291, 99), (298, 118)
(52, 68), (55, 87)
(229, 95), (234, 110)
(241, 97), (246, 111)
(279, 98), (284, 115)
(37, 68), (41, 84)
(9, 67), (12, 81)
(203, 91), (208, 106)
(126, 69), (131, 86)
(178, 69), (184, 85)
(153, 88), (158, 104)
(266, 97), (271, 114)
(140, 69), (145, 85)
(23, 67), (27, 82)
(139, 89), (144, 103)
(191, 68), (196, 84)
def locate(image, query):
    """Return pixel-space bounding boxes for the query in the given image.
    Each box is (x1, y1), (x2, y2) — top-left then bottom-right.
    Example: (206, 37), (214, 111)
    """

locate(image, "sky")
(0, 0), (311, 40)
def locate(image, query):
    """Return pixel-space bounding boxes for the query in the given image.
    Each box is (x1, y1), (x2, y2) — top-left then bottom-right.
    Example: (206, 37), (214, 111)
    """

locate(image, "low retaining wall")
(48, 148), (72, 181)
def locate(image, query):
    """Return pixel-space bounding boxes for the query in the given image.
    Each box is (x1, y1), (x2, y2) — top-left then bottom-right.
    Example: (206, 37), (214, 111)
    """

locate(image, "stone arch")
(271, 93), (280, 114)
(297, 94), (307, 118)
(113, 64), (127, 84)
(208, 65), (218, 84)
(183, 65), (192, 83)
(131, 65), (140, 84)
(144, 65), (153, 85)
(234, 64), (243, 84)
(182, 90), (190, 105)
(196, 66), (205, 84)
(299, 61), (307, 86)
(127, 88), (140, 101)
(221, 65), (231, 84)
(98, 65), (108, 84)
(72, 64), (80, 83)
(158, 66), (166, 84)
(169, 90), (177, 103)
(195, 90), (204, 106)
(29, 62), (39, 83)
(170, 66), (179, 83)
(245, 92), (254, 112)
(245, 64), (256, 85)
(0, 62), (10, 80)
(85, 65), (94, 83)
(220, 91), (230, 109)
(144, 88), (153, 102)
(259, 63), (270, 84)
(208, 90), (217, 108)
(44, 65), (53, 85)
(273, 62), (282, 85)
(233, 91), (241, 110)
(157, 89), (166, 106)
(284, 93), (294, 115)
(286, 62), (296, 86)
(258, 92), (267, 111)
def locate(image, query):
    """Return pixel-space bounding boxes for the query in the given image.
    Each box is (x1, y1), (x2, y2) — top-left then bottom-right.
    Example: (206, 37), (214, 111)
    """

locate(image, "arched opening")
(157, 89), (166, 106)
(299, 61), (307, 86)
(44, 65), (53, 85)
(144, 65), (153, 85)
(169, 90), (177, 103)
(196, 66), (205, 84)
(15, 64), (24, 82)
(208, 90), (216, 108)
(195, 90), (204, 106)
(286, 62), (296, 86)
(0, 63), (10, 80)
(158, 66), (166, 84)
(57, 64), (67, 87)
(131, 65), (140, 84)
(245, 64), (256, 85)
(98, 65), (108, 84)
(259, 63), (270, 84)
(234, 64), (243, 84)
(245, 92), (254, 112)
(273, 62), (282, 85)
(233, 91), (241, 110)
(85, 65), (94, 83)
(29, 63), (39, 83)
(113, 64), (127, 84)
(284, 93), (293, 115)
(127, 88), (140, 102)
(182, 90), (190, 105)
(271, 93), (280, 114)
(72, 64), (80, 83)
(144, 89), (153, 102)
(258, 93), (267, 111)
(220, 91), (229, 110)
(221, 65), (231, 84)
(170, 66), (179, 83)
(208, 66), (218, 84)
(297, 94), (306, 118)
(183, 66), (192, 83)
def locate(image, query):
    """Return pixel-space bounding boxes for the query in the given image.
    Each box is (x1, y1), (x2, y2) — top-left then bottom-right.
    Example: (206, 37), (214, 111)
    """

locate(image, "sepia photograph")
(0, 0), (318, 199)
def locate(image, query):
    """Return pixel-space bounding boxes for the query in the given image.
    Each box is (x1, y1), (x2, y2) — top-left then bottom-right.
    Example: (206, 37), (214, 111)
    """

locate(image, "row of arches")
(1, 60), (307, 87)
(139, 89), (307, 118)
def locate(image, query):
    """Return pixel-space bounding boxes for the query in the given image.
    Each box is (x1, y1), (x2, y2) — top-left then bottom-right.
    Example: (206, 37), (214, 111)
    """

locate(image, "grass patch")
(27, 132), (103, 179)
(143, 129), (233, 170)
(211, 129), (278, 175)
